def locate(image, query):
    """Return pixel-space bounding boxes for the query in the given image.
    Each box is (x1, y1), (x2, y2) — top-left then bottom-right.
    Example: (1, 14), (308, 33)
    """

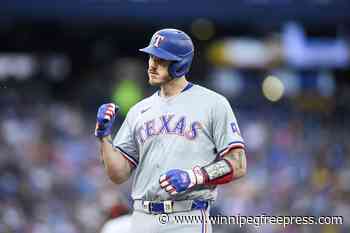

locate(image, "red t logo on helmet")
(153, 34), (165, 48)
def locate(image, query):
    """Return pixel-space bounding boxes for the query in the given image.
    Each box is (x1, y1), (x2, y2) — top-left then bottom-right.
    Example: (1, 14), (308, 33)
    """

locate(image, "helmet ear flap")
(168, 53), (193, 78)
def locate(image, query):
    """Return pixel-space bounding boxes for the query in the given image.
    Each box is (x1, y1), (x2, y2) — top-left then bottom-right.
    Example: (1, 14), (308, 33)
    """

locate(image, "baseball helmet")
(139, 28), (194, 78)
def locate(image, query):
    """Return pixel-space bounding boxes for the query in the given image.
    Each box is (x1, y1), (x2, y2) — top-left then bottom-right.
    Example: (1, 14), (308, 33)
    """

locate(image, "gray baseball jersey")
(112, 83), (245, 201)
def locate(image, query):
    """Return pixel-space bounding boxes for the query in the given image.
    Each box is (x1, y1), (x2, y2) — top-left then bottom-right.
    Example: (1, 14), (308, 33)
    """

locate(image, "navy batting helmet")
(139, 28), (194, 78)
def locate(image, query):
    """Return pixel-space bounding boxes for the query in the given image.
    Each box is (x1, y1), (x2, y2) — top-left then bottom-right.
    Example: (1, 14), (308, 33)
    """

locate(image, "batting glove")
(95, 103), (119, 139)
(159, 167), (205, 195)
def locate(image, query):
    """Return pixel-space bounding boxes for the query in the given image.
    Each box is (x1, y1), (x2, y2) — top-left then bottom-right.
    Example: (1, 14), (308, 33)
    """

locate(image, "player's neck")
(160, 76), (188, 97)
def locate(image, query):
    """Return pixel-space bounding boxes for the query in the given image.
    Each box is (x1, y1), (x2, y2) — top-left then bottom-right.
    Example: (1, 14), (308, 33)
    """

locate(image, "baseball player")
(95, 28), (247, 233)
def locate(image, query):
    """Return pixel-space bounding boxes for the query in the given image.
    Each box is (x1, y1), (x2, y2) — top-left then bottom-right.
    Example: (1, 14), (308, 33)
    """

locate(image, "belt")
(133, 199), (210, 214)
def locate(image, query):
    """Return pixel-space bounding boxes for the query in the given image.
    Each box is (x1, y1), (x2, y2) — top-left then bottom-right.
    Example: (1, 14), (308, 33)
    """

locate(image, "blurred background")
(1, 0), (350, 233)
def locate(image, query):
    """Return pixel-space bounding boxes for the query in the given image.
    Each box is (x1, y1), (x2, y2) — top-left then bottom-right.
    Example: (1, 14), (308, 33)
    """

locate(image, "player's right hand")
(94, 103), (119, 139)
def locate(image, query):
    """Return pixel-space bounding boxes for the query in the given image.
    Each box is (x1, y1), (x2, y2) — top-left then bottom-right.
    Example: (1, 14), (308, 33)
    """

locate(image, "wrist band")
(201, 159), (234, 185)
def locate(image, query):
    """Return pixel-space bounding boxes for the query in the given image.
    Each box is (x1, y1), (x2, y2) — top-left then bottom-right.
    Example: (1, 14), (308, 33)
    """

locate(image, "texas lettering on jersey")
(135, 114), (202, 144)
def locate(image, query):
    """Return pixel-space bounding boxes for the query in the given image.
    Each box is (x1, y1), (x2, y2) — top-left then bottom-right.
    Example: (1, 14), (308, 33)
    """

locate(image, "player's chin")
(148, 76), (163, 86)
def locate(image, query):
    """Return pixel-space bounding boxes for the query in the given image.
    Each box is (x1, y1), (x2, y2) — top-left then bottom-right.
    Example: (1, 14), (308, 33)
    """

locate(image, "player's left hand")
(159, 167), (205, 195)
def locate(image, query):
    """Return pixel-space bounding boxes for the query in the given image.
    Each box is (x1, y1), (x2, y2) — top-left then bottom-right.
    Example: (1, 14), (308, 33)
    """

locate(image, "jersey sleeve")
(112, 115), (139, 168)
(212, 97), (245, 157)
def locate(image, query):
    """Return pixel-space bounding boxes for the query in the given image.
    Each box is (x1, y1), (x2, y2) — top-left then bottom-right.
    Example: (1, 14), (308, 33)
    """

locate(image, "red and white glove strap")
(191, 166), (205, 186)
(104, 103), (116, 121)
